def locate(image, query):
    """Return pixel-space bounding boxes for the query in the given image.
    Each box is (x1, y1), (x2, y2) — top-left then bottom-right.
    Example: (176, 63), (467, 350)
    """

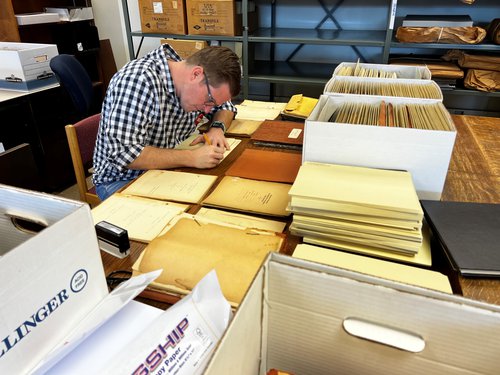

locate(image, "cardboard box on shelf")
(160, 38), (208, 59)
(0, 42), (59, 92)
(303, 95), (456, 200)
(186, 0), (257, 36)
(138, 0), (187, 35)
(204, 253), (500, 374)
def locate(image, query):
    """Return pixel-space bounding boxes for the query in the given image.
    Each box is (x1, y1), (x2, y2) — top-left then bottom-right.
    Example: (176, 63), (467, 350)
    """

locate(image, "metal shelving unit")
(121, 0), (499, 112)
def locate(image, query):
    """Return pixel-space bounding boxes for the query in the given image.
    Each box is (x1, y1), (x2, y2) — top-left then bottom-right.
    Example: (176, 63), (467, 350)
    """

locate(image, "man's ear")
(190, 65), (204, 82)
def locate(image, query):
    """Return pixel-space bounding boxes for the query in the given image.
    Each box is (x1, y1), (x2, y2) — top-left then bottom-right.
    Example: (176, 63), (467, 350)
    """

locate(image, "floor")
(57, 176), (93, 202)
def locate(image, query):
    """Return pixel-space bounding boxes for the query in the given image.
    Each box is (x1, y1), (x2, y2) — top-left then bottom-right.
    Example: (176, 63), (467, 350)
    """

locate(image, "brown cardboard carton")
(138, 0), (187, 35)
(160, 38), (208, 59)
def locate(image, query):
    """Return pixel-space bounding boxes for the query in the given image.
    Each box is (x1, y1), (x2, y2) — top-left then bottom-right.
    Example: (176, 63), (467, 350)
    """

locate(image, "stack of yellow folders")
(288, 162), (424, 257)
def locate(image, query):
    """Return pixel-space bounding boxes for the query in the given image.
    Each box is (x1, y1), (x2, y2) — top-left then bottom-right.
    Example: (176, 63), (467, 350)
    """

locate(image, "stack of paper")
(235, 100), (287, 122)
(288, 162), (424, 257)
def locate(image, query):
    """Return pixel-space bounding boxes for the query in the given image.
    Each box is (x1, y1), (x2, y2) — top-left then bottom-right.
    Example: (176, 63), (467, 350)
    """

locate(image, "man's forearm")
(127, 146), (195, 170)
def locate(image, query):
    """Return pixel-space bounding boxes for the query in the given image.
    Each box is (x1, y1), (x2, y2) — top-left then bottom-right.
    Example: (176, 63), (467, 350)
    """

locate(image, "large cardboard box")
(138, 0), (187, 35)
(0, 42), (59, 91)
(0, 185), (108, 374)
(186, 0), (257, 36)
(303, 95), (456, 200)
(204, 253), (500, 374)
(160, 38), (208, 59)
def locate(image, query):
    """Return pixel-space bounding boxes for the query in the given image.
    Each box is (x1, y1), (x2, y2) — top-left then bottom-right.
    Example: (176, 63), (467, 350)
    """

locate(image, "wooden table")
(101, 115), (500, 306)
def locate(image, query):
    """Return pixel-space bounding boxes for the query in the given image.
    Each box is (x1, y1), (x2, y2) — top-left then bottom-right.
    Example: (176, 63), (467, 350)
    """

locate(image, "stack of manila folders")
(288, 162), (425, 262)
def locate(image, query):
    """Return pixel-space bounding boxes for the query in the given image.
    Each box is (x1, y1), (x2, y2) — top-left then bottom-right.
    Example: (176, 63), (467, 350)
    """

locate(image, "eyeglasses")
(203, 73), (217, 107)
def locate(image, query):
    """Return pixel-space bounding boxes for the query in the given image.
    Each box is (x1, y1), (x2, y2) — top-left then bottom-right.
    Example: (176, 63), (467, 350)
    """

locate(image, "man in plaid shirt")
(92, 44), (241, 200)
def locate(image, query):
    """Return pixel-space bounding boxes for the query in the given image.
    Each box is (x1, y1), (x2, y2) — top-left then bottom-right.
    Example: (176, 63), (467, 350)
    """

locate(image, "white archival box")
(204, 253), (500, 374)
(332, 62), (432, 80)
(0, 42), (59, 91)
(323, 75), (443, 101)
(0, 185), (159, 374)
(303, 94), (456, 200)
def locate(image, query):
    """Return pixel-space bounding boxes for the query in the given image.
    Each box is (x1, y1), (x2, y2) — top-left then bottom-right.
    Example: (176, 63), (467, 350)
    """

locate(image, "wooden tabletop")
(101, 114), (500, 307)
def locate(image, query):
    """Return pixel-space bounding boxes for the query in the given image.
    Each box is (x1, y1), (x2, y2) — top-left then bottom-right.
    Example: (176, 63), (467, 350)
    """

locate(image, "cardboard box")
(333, 62), (432, 80)
(15, 12), (60, 26)
(324, 76), (443, 101)
(44, 7), (94, 22)
(186, 0), (257, 36)
(160, 38), (208, 59)
(303, 95), (456, 200)
(0, 185), (161, 374)
(204, 253), (500, 374)
(0, 185), (108, 374)
(138, 0), (187, 35)
(0, 42), (59, 92)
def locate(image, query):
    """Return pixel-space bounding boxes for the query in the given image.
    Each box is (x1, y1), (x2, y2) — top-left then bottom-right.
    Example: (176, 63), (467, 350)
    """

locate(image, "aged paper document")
(136, 217), (283, 304)
(225, 119), (263, 136)
(202, 176), (292, 216)
(235, 100), (286, 121)
(91, 193), (188, 242)
(122, 170), (217, 204)
(292, 243), (450, 293)
(195, 207), (287, 233)
(175, 133), (241, 159)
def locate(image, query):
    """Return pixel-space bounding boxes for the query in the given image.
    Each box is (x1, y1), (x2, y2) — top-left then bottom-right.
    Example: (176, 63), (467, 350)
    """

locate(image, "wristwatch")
(209, 120), (226, 133)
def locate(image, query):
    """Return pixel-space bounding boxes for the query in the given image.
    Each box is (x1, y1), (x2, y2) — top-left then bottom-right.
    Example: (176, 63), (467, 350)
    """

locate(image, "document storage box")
(333, 62), (432, 80)
(323, 76), (443, 101)
(138, 0), (187, 35)
(303, 95), (456, 200)
(0, 185), (108, 374)
(0, 42), (59, 91)
(204, 253), (500, 374)
(44, 7), (94, 22)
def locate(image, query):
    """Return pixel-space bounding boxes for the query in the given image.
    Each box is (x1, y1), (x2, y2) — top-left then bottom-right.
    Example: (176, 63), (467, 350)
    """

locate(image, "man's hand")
(190, 143), (225, 168)
(190, 127), (230, 150)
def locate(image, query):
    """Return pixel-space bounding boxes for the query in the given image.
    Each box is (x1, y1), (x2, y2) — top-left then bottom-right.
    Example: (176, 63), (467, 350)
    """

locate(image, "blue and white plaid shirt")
(92, 44), (236, 185)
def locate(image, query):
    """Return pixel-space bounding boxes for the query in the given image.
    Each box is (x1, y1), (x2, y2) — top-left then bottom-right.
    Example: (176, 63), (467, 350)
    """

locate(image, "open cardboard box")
(303, 95), (456, 200)
(204, 253), (500, 374)
(0, 185), (158, 374)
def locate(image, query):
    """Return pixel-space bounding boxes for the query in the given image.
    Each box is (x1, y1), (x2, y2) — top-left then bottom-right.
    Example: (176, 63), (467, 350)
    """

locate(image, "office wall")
(92, 0), (162, 69)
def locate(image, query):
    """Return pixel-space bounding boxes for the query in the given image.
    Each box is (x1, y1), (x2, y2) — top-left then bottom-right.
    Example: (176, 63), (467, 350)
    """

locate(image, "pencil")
(203, 133), (212, 145)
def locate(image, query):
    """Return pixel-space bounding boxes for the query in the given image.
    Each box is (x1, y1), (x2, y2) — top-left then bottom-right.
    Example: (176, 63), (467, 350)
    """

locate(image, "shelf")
(249, 28), (387, 46)
(391, 41), (500, 52)
(130, 31), (243, 43)
(248, 61), (334, 85)
(443, 88), (500, 98)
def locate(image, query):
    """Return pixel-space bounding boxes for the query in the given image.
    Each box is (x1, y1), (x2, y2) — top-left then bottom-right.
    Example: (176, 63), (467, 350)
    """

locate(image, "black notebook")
(421, 201), (500, 277)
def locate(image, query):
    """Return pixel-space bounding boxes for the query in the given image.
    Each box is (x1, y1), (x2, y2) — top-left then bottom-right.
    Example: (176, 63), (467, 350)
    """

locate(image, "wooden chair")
(65, 114), (101, 206)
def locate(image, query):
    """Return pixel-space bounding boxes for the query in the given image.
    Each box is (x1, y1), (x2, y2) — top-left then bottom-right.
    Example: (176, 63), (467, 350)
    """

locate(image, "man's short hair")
(186, 46), (241, 97)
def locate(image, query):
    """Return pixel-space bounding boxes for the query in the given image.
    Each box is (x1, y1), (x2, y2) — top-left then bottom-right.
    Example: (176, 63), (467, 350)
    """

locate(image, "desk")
(100, 115), (500, 306)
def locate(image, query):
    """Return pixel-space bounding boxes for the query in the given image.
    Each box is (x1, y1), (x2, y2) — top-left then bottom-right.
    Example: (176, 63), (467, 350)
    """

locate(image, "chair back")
(65, 114), (101, 206)
(50, 54), (94, 117)
(0, 143), (43, 191)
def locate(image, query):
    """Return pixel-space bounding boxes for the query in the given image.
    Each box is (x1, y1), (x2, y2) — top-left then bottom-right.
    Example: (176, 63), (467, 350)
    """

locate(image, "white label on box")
(172, 1), (178, 9)
(34, 55), (48, 63)
(153, 2), (163, 14)
(288, 128), (302, 139)
(0, 142), (4, 153)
